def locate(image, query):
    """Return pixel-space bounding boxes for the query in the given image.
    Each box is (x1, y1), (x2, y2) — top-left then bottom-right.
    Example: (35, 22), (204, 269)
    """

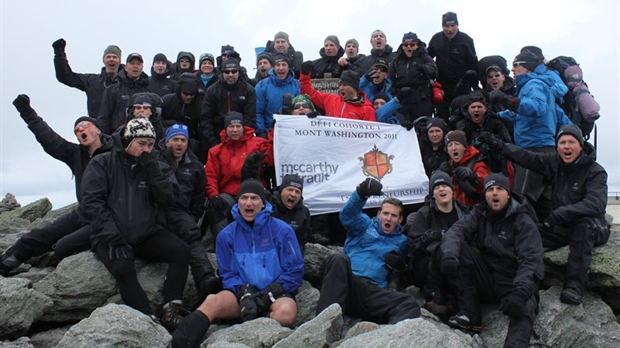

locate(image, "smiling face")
(200, 60), (214, 75)
(557, 134), (583, 164)
(373, 98), (387, 110)
(238, 193), (264, 222)
(377, 202), (403, 234)
(132, 105), (153, 118)
(468, 101), (487, 125)
(486, 69), (505, 90)
(152, 61), (167, 74)
(274, 38), (289, 53)
(226, 123), (243, 141)
(280, 186), (301, 210)
(485, 186), (510, 211)
(447, 141), (466, 163)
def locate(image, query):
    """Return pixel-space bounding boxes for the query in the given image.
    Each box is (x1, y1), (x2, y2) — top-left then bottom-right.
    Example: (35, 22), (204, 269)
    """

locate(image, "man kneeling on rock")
(316, 178), (421, 324)
(172, 179), (304, 348)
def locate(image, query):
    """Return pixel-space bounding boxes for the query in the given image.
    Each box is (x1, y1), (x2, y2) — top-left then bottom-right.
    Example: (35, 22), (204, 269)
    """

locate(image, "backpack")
(547, 56), (600, 139)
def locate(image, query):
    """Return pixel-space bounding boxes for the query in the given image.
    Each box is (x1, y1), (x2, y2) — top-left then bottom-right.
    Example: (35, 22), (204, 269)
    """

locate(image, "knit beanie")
(224, 111), (243, 127)
(274, 31), (290, 43)
(339, 70), (360, 91)
(165, 124), (189, 143)
(402, 32), (419, 44)
(256, 52), (274, 66)
(429, 170), (454, 193)
(556, 124), (584, 147)
(291, 94), (316, 111)
(178, 73), (200, 93)
(345, 38), (359, 50)
(426, 117), (447, 133)
(445, 130), (467, 147)
(123, 117), (156, 149)
(280, 174), (304, 193)
(272, 52), (292, 67)
(199, 53), (215, 65)
(153, 53), (167, 63)
(325, 35), (341, 48)
(374, 92), (391, 103)
(222, 58), (240, 70)
(442, 11), (458, 26)
(74, 116), (100, 130)
(484, 173), (511, 192)
(238, 179), (266, 204)
(103, 45), (122, 61)
(513, 52), (539, 72)
(520, 46), (545, 64)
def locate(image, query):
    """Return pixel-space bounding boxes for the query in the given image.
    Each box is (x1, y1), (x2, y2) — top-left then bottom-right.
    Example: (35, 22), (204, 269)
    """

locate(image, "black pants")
(166, 209), (215, 285)
(8, 208), (91, 262)
(94, 229), (190, 315)
(456, 243), (537, 348)
(511, 146), (555, 222)
(541, 216), (610, 294)
(316, 253), (420, 324)
(206, 193), (236, 239)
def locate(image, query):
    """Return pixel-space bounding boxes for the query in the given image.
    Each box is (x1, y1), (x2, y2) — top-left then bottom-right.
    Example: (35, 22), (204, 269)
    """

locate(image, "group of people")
(0, 10), (611, 348)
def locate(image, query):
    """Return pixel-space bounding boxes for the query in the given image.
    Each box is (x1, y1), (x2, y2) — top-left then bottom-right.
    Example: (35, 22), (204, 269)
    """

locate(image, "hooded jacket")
(255, 69), (300, 135)
(498, 65), (571, 148)
(359, 75), (393, 104)
(205, 126), (272, 199)
(339, 190), (407, 289)
(300, 72), (376, 121)
(170, 51), (196, 81)
(441, 195), (544, 299)
(312, 46), (345, 79)
(270, 189), (311, 254)
(97, 69), (151, 134)
(357, 45), (397, 74)
(389, 41), (437, 95)
(149, 62), (178, 97)
(216, 201), (304, 293)
(161, 148), (206, 220)
(449, 145), (490, 207)
(161, 86), (203, 141)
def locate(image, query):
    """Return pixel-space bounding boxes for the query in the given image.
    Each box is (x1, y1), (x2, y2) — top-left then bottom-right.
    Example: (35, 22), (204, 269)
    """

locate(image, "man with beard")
(150, 53), (178, 97)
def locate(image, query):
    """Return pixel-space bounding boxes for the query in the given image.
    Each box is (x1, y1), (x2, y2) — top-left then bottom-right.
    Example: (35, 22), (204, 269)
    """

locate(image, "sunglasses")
(74, 122), (93, 134)
(133, 105), (151, 110)
(170, 124), (188, 130)
(223, 69), (238, 74)
(487, 73), (501, 79)
(403, 42), (418, 47)
(512, 61), (527, 68)
(293, 103), (310, 110)
(181, 91), (196, 96)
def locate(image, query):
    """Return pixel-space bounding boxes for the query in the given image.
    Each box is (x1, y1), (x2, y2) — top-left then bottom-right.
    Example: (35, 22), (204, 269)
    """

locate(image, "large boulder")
(203, 317), (292, 347)
(0, 277), (53, 340)
(273, 303), (343, 348)
(0, 337), (34, 348)
(0, 198), (51, 224)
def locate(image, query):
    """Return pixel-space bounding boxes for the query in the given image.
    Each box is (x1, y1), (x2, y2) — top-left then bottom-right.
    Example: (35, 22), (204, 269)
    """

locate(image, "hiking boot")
(0, 252), (22, 276)
(160, 301), (191, 332)
(171, 310), (211, 348)
(448, 313), (482, 332)
(424, 300), (450, 316)
(560, 287), (583, 305)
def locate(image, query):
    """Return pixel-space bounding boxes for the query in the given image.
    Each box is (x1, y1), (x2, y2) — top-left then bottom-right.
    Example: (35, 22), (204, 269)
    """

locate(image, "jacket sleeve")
(205, 147), (221, 198)
(516, 80), (551, 119)
(500, 143), (554, 178)
(441, 209), (479, 261)
(255, 82), (269, 135)
(243, 85), (257, 130)
(97, 87), (114, 134)
(406, 207), (432, 257)
(273, 222), (305, 293)
(54, 50), (93, 91)
(190, 166), (207, 220)
(299, 72), (327, 112)
(375, 99), (402, 123)
(200, 87), (220, 150)
(552, 166), (608, 224)
(339, 190), (373, 238)
(512, 214), (544, 297)
(150, 160), (177, 208)
(421, 54), (438, 80)
(19, 106), (75, 167)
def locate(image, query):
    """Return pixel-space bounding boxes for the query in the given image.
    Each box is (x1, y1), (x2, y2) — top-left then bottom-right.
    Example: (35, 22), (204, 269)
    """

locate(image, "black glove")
(400, 119), (414, 131)
(256, 132), (268, 139)
(463, 69), (478, 83)
(236, 284), (257, 321)
(506, 97), (520, 112)
(365, 67), (379, 81)
(306, 111), (319, 118)
(109, 243), (133, 261)
(137, 151), (161, 176)
(52, 38), (66, 53)
(241, 151), (267, 181)
(437, 162), (453, 176)
(198, 276), (222, 299)
(356, 178), (383, 199)
(454, 166), (479, 187)
(252, 282), (285, 313)
(499, 289), (529, 317)
(210, 195), (226, 210)
(424, 229), (443, 242)
(301, 60), (314, 75)
(440, 257), (459, 277)
(476, 133), (504, 151)
(418, 64), (431, 77)
(385, 250), (407, 272)
(457, 180), (475, 196)
(397, 87), (415, 103)
(489, 89), (508, 105)
(282, 93), (293, 109)
(13, 94), (32, 114)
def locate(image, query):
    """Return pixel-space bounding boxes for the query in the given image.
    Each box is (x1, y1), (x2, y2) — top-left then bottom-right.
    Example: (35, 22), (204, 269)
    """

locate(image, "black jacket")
(389, 41), (437, 96)
(150, 63), (178, 97)
(419, 138), (450, 178)
(97, 69), (151, 134)
(357, 45), (397, 74)
(270, 190), (311, 254)
(19, 106), (114, 202)
(500, 142), (607, 224)
(312, 46), (345, 79)
(54, 51), (121, 117)
(161, 90), (203, 140)
(428, 31), (478, 90)
(340, 54), (366, 75)
(161, 148), (206, 220)
(441, 196), (544, 298)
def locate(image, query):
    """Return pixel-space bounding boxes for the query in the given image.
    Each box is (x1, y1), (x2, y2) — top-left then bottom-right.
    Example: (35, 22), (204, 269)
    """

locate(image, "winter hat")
(126, 53), (143, 63)
(221, 45), (235, 54)
(445, 130), (467, 147)
(130, 92), (163, 108)
(324, 35), (341, 48)
(520, 46), (545, 63)
(123, 117), (156, 149)
(370, 29), (386, 39)
(429, 170), (454, 193)
(222, 58), (240, 70)
(272, 52), (292, 67)
(103, 45), (121, 60)
(153, 53), (167, 63)
(374, 92), (391, 103)
(274, 31), (290, 43)
(556, 124), (584, 147)
(165, 124), (189, 143)
(462, 91), (488, 109)
(484, 173), (511, 192)
(373, 58), (389, 71)
(74, 116), (100, 130)
(178, 73), (200, 94)
(338, 70), (360, 91)
(224, 111), (243, 127)
(292, 94), (316, 111)
(402, 32), (419, 44)
(238, 179), (266, 204)
(345, 38), (359, 51)
(256, 52), (274, 66)
(280, 174), (304, 193)
(199, 53), (215, 65)
(513, 52), (539, 72)
(442, 11), (459, 26)
(177, 51), (195, 65)
(426, 117), (447, 133)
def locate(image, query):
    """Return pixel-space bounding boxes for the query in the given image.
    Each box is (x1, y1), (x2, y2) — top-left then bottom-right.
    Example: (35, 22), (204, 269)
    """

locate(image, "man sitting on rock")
(171, 179), (304, 348)
(315, 178), (421, 324)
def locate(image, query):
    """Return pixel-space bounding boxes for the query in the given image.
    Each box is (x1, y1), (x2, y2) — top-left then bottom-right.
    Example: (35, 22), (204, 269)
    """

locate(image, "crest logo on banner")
(358, 145), (394, 181)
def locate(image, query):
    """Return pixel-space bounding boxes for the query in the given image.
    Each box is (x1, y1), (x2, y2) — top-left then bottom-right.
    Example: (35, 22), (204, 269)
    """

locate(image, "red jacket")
(205, 126), (272, 198)
(449, 145), (490, 208)
(300, 73), (376, 121)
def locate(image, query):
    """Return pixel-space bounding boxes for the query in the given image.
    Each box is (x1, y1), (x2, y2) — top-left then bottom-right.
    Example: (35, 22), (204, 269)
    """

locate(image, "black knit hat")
(484, 173), (510, 192)
(339, 70), (360, 91)
(222, 58), (240, 70)
(256, 52), (274, 66)
(520, 46), (545, 63)
(325, 35), (340, 48)
(238, 179), (266, 204)
(280, 174), (304, 193)
(426, 117), (447, 133)
(74, 116), (100, 130)
(442, 12), (458, 26)
(402, 32), (419, 44)
(153, 53), (167, 63)
(513, 52), (539, 72)
(374, 92), (391, 103)
(556, 124), (584, 147)
(224, 111), (243, 127)
(272, 52), (292, 67)
(429, 170), (454, 193)
(178, 73), (200, 94)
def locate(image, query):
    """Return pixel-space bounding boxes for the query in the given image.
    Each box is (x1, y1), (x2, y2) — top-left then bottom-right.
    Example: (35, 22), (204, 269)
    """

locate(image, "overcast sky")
(1, 0), (619, 209)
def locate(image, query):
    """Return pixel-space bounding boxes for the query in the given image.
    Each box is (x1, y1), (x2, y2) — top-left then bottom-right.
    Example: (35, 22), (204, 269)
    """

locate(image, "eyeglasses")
(293, 103), (311, 110)
(133, 105), (151, 110)
(222, 69), (238, 74)
(512, 61), (527, 68)
(403, 42), (418, 47)
(181, 91), (196, 96)
(487, 73), (501, 79)
(170, 124), (188, 130)
(74, 122), (93, 134)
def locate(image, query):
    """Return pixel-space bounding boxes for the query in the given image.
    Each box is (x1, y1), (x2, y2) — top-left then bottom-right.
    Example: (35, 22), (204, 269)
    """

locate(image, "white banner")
(273, 115), (428, 215)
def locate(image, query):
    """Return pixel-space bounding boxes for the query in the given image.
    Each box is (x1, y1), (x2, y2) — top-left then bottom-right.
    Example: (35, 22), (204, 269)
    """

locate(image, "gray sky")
(1, 0), (619, 208)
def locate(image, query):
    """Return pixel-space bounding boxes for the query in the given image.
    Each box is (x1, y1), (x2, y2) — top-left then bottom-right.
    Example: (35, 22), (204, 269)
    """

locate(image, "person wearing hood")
(171, 179), (304, 348)
(52, 38), (122, 117)
(316, 178), (420, 324)
(171, 51), (196, 81)
(253, 51), (274, 85)
(356, 29), (397, 74)
(419, 117), (450, 178)
(478, 125), (610, 306)
(150, 53), (178, 97)
(440, 173), (543, 347)
(97, 53), (151, 134)
(311, 35), (345, 79)
(255, 52), (300, 137)
(269, 174), (311, 254)
(1, 96), (114, 276)
(263, 31), (304, 80)
(123, 92), (166, 147)
(338, 38), (366, 75)
(196, 53), (218, 94)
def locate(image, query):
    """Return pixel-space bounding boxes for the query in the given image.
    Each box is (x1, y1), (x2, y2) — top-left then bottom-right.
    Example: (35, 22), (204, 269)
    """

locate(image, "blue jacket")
(339, 191), (407, 288)
(359, 75), (393, 103)
(375, 98), (402, 124)
(255, 69), (300, 135)
(216, 201), (304, 294)
(498, 64), (571, 148)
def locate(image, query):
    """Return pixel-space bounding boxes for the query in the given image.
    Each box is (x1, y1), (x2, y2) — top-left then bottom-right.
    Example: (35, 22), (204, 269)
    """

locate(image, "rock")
(0, 337), (34, 348)
(0, 193), (21, 214)
(274, 303), (343, 348)
(302, 243), (342, 281)
(14, 267), (55, 284)
(0, 277), (53, 340)
(294, 282), (320, 327)
(204, 317), (292, 348)
(56, 304), (170, 348)
(0, 218), (30, 254)
(29, 325), (72, 348)
(0, 198), (52, 224)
